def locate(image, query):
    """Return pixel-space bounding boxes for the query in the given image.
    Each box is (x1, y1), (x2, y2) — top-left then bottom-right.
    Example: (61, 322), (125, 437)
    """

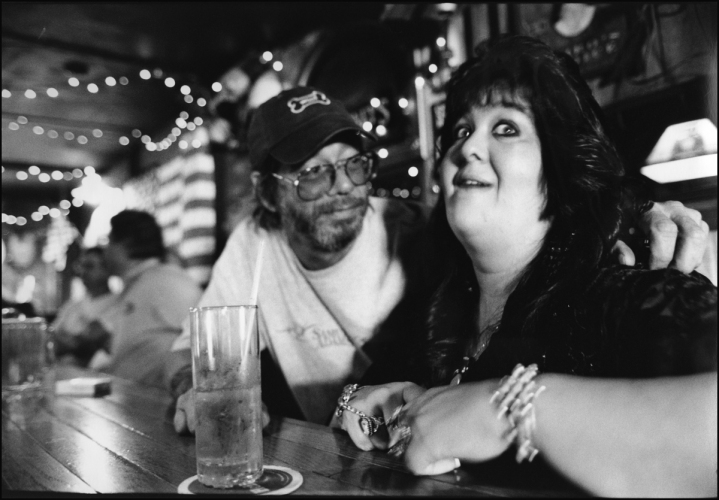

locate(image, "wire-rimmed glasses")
(272, 152), (378, 201)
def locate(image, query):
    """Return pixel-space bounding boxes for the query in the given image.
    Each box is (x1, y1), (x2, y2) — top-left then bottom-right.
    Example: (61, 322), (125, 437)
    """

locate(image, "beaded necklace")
(449, 321), (501, 386)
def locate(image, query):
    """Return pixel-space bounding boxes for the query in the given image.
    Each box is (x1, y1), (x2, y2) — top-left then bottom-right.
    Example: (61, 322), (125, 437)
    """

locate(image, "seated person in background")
(91, 210), (202, 388)
(52, 247), (118, 366)
(170, 86), (710, 434)
(338, 36), (716, 498)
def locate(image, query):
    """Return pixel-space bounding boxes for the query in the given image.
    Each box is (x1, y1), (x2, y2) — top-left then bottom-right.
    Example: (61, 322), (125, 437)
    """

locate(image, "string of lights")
(2, 164), (95, 183)
(3, 38), (447, 223)
(2, 66), (214, 153)
(4, 110), (209, 154)
(0, 165), (106, 225)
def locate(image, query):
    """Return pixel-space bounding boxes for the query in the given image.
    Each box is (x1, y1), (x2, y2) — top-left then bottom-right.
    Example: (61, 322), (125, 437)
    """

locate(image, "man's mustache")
(313, 197), (367, 215)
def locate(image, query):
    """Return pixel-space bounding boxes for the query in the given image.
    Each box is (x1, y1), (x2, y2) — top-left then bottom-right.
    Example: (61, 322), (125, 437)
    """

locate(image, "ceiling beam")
(2, 29), (197, 77)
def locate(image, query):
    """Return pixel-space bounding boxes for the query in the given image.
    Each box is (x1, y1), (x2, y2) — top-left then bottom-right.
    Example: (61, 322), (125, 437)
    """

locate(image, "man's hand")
(173, 388), (271, 435)
(83, 320), (112, 352)
(174, 388), (196, 435)
(613, 200), (709, 273)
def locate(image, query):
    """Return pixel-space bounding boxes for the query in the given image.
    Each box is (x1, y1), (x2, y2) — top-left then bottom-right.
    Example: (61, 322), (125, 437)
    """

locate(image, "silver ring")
(337, 402), (385, 436)
(388, 424), (412, 457)
(386, 404), (404, 432)
(359, 414), (383, 436)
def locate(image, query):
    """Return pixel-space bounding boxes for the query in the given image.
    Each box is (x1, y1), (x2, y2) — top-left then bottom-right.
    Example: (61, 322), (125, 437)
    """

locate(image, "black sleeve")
(592, 267), (717, 378)
(359, 200), (432, 387)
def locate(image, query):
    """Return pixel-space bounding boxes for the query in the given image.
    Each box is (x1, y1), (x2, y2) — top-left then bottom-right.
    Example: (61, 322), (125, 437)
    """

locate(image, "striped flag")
(123, 152), (215, 286)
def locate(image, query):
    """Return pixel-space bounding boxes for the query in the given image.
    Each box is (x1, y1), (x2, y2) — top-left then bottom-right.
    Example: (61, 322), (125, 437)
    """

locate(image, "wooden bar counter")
(2, 366), (586, 496)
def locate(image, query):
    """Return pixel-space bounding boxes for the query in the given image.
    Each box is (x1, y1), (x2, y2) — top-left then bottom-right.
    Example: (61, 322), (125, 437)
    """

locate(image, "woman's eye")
(494, 122), (517, 136)
(452, 126), (471, 140)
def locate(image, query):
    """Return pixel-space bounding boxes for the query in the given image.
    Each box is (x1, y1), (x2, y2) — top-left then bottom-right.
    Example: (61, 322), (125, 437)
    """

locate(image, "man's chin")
(311, 218), (363, 253)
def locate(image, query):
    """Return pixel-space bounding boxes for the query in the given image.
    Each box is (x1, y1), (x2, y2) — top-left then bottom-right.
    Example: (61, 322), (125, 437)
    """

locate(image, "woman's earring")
(546, 231), (575, 278)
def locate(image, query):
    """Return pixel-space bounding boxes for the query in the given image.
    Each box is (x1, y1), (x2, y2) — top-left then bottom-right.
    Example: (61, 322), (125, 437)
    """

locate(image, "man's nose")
(327, 164), (354, 195)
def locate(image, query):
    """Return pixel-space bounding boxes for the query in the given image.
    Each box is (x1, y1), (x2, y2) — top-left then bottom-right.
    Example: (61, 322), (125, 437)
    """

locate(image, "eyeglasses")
(272, 152), (378, 201)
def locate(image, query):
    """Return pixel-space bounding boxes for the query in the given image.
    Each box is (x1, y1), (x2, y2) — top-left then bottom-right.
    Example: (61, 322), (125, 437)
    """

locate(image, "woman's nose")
(458, 130), (487, 164)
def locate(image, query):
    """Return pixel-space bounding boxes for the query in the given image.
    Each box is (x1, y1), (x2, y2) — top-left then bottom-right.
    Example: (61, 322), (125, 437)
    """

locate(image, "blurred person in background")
(169, 87), (711, 435)
(90, 210), (202, 388)
(52, 247), (118, 367)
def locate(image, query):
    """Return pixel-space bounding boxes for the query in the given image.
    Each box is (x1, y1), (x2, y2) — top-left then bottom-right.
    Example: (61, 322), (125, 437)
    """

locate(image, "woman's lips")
(453, 172), (492, 188)
(456, 179), (491, 187)
(452, 168), (492, 188)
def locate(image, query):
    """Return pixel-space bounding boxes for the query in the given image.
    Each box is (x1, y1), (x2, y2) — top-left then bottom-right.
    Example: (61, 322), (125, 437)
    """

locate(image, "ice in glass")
(190, 305), (263, 488)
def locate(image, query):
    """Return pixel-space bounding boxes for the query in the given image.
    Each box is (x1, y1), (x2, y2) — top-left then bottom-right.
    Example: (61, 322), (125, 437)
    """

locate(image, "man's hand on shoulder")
(613, 200), (709, 273)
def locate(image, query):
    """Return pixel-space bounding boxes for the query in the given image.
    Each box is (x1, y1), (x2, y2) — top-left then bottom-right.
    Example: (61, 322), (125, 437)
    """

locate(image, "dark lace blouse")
(358, 265), (716, 494)
(433, 266), (716, 494)
(459, 265), (717, 384)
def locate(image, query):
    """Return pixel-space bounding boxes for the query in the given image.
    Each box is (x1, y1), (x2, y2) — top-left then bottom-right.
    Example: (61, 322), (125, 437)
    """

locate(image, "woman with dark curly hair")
(336, 36), (716, 496)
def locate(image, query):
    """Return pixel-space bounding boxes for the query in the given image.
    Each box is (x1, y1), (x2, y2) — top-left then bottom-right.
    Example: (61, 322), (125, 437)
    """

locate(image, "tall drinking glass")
(2, 318), (55, 397)
(190, 305), (263, 488)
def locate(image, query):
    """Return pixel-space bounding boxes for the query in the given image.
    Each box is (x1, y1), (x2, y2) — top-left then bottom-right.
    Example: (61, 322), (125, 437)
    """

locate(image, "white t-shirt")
(100, 260), (202, 388)
(52, 293), (118, 337)
(172, 197), (426, 424)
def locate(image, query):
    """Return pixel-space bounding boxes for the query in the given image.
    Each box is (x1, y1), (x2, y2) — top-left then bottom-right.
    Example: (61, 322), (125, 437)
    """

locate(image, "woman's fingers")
(402, 383), (427, 403)
(341, 383), (423, 451)
(414, 458), (461, 476)
(343, 411), (376, 451)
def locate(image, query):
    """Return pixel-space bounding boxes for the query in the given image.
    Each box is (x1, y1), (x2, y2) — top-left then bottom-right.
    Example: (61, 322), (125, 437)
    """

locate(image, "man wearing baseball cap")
(170, 87), (428, 430)
(168, 86), (710, 433)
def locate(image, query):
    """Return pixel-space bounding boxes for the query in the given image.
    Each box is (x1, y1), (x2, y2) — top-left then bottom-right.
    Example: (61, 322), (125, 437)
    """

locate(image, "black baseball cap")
(248, 87), (372, 172)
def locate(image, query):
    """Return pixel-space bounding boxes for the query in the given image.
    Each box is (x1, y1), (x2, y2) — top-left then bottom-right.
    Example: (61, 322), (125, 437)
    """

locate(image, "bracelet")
(335, 384), (385, 437)
(338, 402), (385, 436)
(490, 364), (546, 463)
(335, 383), (361, 419)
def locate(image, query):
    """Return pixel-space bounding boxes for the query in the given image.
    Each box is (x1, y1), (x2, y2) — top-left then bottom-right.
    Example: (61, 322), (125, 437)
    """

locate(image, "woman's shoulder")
(585, 265), (716, 310)
(580, 265), (717, 376)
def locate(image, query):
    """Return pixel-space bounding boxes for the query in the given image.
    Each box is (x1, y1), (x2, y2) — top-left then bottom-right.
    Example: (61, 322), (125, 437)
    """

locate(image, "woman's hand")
(338, 382), (426, 451)
(399, 381), (513, 475)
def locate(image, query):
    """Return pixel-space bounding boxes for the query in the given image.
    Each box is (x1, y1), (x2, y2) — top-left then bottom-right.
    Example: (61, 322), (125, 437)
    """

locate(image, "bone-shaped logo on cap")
(287, 90), (330, 114)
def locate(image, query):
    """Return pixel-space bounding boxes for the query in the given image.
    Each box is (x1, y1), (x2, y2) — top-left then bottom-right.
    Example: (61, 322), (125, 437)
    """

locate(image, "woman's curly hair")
(424, 35), (630, 384)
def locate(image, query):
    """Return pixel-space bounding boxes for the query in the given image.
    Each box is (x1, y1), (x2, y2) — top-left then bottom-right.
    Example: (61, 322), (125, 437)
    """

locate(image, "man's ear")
(251, 171), (277, 213)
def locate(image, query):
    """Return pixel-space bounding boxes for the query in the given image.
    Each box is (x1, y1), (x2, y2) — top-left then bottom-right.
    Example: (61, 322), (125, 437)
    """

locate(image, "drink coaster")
(178, 465), (303, 495)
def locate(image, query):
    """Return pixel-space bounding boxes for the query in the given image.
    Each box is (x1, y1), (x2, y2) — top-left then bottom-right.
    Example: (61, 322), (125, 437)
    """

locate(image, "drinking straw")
(244, 238), (265, 358)
(249, 238), (265, 308)
(206, 311), (216, 371)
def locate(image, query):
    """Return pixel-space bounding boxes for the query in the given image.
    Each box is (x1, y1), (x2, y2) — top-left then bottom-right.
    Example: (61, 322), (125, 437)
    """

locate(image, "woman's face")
(440, 95), (548, 253)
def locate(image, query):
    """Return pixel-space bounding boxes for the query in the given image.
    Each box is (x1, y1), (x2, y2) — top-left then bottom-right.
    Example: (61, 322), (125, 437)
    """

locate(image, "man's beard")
(280, 196), (369, 252)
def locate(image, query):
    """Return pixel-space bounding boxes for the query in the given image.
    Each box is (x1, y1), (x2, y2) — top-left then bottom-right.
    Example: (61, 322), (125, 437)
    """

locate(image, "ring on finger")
(386, 404), (404, 432)
(359, 414), (383, 436)
(338, 402), (385, 436)
(388, 424), (412, 457)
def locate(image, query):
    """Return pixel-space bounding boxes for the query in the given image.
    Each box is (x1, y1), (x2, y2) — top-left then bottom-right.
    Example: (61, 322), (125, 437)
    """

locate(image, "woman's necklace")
(449, 321), (501, 386)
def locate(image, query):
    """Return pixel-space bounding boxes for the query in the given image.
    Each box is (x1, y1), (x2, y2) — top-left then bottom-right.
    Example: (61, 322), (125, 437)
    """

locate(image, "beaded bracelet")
(335, 383), (361, 419)
(490, 363), (546, 463)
